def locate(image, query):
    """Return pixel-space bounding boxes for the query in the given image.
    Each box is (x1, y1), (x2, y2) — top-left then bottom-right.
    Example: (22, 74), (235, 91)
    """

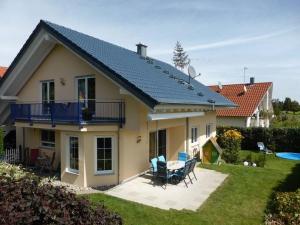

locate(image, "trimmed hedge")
(217, 127), (300, 152)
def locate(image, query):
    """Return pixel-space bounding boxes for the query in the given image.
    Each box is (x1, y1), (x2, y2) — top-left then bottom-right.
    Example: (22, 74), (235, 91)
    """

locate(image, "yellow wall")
(17, 44), (122, 102)
(217, 116), (246, 127)
(14, 43), (218, 187)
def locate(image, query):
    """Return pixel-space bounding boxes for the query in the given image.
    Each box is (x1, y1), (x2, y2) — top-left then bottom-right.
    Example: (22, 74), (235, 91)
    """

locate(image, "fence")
(2, 148), (20, 164)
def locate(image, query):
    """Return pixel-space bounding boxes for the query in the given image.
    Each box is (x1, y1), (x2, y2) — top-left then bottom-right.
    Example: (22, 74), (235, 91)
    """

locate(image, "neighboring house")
(0, 66), (7, 79)
(0, 20), (234, 187)
(209, 78), (273, 128)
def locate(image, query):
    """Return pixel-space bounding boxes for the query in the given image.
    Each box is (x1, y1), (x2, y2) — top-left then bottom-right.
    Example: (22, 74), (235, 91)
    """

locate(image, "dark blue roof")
(43, 20), (235, 108)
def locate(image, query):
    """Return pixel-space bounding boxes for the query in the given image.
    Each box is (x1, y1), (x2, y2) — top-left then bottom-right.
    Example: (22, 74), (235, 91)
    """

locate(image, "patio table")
(167, 160), (185, 171)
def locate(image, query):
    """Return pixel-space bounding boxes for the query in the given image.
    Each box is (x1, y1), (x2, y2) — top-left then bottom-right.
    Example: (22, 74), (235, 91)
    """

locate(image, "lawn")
(87, 151), (300, 225)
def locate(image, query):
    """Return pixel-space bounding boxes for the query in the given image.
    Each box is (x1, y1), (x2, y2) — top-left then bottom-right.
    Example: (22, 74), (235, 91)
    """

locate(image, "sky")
(0, 0), (299, 101)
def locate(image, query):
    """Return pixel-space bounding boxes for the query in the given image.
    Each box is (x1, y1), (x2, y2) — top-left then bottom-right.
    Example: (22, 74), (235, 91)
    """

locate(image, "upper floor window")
(77, 76), (95, 111)
(41, 129), (55, 148)
(41, 80), (55, 103)
(191, 127), (198, 143)
(206, 124), (212, 138)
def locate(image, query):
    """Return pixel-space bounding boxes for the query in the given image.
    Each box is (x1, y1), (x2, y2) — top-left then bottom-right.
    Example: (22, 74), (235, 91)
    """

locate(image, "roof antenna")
(188, 65), (201, 84)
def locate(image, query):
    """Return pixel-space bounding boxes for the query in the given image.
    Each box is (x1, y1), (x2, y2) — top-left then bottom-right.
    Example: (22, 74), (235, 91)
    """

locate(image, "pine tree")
(172, 41), (190, 70)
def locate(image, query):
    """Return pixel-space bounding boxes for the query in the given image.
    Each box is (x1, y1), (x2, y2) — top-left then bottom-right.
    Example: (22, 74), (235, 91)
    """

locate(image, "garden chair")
(174, 160), (193, 188)
(188, 158), (197, 181)
(39, 152), (56, 173)
(150, 157), (158, 176)
(257, 142), (273, 154)
(178, 152), (189, 161)
(158, 155), (166, 162)
(156, 161), (176, 188)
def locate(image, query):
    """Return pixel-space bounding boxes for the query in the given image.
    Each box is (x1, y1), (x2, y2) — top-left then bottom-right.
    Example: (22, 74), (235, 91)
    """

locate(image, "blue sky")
(0, 0), (299, 101)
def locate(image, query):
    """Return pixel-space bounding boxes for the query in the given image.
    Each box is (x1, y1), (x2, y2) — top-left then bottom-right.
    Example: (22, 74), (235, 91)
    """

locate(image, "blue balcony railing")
(10, 101), (125, 126)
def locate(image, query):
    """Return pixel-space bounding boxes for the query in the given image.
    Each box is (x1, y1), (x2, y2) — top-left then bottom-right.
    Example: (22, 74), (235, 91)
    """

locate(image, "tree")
(283, 97), (292, 111)
(172, 41), (190, 70)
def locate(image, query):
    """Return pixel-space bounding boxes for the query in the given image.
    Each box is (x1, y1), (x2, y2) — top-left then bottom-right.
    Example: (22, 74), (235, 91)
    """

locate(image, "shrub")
(218, 129), (243, 164)
(0, 163), (122, 225)
(217, 127), (300, 153)
(266, 189), (300, 225)
(0, 127), (3, 157)
(254, 153), (266, 167)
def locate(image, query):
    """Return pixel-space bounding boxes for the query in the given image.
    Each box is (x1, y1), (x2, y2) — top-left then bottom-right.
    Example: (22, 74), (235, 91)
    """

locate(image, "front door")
(149, 129), (167, 160)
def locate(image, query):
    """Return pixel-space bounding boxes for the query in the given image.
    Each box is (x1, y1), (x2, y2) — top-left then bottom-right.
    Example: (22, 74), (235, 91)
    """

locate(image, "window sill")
(40, 146), (55, 150)
(65, 169), (79, 175)
(94, 171), (114, 176)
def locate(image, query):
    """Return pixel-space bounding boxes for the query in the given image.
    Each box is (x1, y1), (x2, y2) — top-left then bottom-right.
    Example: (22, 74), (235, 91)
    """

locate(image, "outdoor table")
(167, 160), (185, 171)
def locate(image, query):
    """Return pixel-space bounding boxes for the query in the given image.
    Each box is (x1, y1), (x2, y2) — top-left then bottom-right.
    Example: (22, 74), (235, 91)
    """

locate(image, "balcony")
(10, 101), (125, 126)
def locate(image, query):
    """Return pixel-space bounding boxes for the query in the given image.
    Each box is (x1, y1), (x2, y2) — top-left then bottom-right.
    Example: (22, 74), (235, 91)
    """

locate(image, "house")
(209, 78), (273, 128)
(0, 66), (7, 79)
(0, 20), (235, 187)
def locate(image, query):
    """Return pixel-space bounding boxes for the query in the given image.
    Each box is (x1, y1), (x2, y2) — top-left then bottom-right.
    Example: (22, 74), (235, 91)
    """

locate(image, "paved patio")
(105, 167), (228, 211)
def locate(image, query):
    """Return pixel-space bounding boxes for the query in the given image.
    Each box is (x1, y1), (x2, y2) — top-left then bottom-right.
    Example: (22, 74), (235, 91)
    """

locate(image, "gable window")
(206, 124), (212, 138)
(41, 80), (54, 114)
(191, 127), (198, 143)
(77, 76), (95, 112)
(95, 137), (113, 174)
(68, 136), (79, 172)
(41, 130), (55, 148)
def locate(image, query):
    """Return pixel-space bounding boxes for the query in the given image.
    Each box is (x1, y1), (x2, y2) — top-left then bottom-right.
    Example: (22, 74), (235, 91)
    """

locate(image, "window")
(206, 124), (212, 138)
(41, 80), (54, 114)
(41, 130), (55, 148)
(149, 130), (167, 161)
(77, 76), (95, 112)
(68, 136), (79, 172)
(191, 127), (198, 143)
(95, 137), (113, 174)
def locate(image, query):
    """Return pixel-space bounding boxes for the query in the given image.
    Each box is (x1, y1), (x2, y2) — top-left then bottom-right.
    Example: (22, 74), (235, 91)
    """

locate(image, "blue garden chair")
(150, 157), (158, 176)
(156, 161), (176, 188)
(174, 160), (193, 187)
(158, 155), (166, 162)
(178, 152), (189, 161)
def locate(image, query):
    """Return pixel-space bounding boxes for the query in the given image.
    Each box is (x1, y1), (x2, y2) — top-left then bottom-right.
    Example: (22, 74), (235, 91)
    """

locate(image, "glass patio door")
(77, 77), (95, 113)
(149, 129), (167, 161)
(41, 81), (54, 115)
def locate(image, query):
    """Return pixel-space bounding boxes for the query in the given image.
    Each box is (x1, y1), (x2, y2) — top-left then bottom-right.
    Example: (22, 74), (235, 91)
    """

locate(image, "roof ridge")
(209, 82), (272, 87)
(41, 20), (137, 55)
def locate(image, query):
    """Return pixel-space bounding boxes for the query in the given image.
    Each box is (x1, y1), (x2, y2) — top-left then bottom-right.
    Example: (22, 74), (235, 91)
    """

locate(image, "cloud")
(151, 26), (299, 56)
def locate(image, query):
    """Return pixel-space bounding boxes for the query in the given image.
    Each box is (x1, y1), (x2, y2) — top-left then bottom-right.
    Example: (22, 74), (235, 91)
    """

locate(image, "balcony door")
(41, 80), (54, 115)
(77, 77), (96, 113)
(149, 129), (167, 161)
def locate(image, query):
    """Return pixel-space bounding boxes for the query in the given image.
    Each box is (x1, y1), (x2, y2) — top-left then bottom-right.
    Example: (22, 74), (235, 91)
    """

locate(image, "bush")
(254, 153), (266, 167)
(0, 163), (122, 225)
(266, 189), (300, 225)
(0, 127), (3, 157)
(218, 129), (243, 163)
(217, 127), (300, 153)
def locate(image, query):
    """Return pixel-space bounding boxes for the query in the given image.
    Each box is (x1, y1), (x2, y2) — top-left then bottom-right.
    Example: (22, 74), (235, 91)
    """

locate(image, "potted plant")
(82, 108), (93, 121)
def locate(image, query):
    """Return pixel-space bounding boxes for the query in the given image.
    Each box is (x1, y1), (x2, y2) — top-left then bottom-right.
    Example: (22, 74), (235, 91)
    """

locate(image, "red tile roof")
(0, 67), (7, 78)
(209, 82), (272, 117)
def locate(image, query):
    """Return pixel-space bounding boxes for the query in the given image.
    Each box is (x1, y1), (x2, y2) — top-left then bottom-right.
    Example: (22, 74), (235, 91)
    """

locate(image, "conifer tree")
(172, 41), (190, 70)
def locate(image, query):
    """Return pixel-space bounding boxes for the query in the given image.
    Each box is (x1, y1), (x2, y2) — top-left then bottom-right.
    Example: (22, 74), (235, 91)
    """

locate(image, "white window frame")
(75, 75), (95, 107)
(94, 136), (114, 175)
(206, 123), (213, 138)
(191, 127), (198, 144)
(40, 80), (54, 103)
(66, 135), (79, 174)
(40, 129), (55, 149)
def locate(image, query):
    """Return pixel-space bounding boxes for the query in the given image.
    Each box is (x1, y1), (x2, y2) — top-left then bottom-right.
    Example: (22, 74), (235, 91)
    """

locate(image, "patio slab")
(105, 167), (228, 211)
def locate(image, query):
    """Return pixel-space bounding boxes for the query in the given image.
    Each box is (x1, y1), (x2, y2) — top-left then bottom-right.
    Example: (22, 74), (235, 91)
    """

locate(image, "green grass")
(87, 151), (300, 225)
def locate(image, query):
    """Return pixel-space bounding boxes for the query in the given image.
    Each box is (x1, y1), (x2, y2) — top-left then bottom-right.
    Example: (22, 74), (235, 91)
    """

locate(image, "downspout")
(185, 117), (189, 153)
(117, 127), (120, 184)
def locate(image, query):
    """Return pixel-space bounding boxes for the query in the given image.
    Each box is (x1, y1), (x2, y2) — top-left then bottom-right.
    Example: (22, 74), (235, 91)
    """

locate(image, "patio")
(105, 167), (228, 211)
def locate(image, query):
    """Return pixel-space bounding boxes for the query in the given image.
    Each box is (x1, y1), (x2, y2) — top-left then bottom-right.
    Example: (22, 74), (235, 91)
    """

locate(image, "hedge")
(217, 127), (300, 152)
